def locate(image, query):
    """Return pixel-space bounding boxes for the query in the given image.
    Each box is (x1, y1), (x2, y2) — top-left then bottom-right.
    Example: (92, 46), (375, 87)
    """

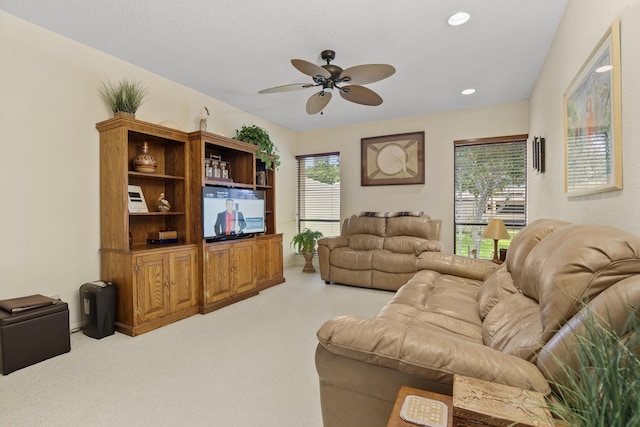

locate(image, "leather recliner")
(315, 219), (640, 427)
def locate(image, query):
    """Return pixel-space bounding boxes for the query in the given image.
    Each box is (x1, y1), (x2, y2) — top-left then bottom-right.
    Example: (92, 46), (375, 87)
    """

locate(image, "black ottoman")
(0, 301), (70, 375)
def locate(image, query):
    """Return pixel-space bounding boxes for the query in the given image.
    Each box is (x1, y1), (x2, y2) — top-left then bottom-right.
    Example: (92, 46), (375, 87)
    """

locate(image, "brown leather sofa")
(317, 212), (443, 291)
(315, 219), (640, 427)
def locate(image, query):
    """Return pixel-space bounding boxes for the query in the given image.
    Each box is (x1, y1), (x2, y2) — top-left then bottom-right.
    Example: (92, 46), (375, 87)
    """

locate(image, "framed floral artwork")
(564, 18), (622, 197)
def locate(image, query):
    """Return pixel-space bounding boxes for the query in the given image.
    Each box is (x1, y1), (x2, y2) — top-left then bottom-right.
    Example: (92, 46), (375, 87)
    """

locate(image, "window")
(454, 135), (527, 259)
(295, 152), (341, 240)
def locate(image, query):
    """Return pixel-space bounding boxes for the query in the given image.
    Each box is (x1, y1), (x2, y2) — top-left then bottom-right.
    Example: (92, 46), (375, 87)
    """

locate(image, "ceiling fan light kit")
(259, 50), (395, 115)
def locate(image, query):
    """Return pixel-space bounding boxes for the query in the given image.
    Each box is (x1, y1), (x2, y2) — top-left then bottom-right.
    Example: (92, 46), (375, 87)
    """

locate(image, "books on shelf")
(148, 230), (178, 240)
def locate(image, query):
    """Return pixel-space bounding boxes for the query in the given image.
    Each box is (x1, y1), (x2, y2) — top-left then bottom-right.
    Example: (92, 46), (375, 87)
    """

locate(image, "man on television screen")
(214, 199), (246, 235)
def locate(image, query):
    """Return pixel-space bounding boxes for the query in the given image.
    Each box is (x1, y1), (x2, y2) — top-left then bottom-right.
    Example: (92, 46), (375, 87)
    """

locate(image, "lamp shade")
(482, 218), (510, 240)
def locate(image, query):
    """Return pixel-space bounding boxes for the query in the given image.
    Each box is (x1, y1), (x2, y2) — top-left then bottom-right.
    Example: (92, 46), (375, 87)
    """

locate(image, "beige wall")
(296, 102), (529, 253)
(528, 0), (640, 232)
(0, 11), (297, 328)
(4, 0), (639, 329)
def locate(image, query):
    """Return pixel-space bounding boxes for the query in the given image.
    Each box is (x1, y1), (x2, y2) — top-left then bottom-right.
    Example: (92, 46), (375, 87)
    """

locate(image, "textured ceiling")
(1, 0), (567, 132)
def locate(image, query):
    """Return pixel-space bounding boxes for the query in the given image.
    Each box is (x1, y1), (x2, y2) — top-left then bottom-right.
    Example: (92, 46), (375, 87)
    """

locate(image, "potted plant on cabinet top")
(232, 124), (281, 170)
(291, 229), (323, 273)
(98, 78), (147, 118)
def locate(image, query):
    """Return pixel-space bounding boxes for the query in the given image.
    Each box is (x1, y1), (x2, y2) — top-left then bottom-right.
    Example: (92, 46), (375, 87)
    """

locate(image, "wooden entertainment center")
(97, 116), (284, 336)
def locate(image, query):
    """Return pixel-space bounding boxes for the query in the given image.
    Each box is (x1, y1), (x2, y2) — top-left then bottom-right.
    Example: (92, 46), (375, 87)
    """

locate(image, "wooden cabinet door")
(134, 252), (170, 323)
(233, 240), (255, 294)
(170, 247), (198, 312)
(253, 238), (269, 285)
(267, 235), (283, 281)
(203, 244), (233, 304)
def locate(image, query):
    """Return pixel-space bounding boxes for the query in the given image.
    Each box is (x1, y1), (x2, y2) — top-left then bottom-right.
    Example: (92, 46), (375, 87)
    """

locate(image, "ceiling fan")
(258, 50), (396, 115)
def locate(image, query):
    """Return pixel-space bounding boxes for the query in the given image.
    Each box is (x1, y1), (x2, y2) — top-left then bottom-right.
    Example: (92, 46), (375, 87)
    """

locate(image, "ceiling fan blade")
(339, 85), (383, 106)
(306, 91), (332, 115)
(291, 59), (331, 79)
(339, 64), (396, 85)
(258, 83), (314, 94)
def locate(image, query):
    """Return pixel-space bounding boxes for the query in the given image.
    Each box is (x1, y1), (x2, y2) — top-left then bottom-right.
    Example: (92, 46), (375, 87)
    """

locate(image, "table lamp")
(482, 218), (510, 264)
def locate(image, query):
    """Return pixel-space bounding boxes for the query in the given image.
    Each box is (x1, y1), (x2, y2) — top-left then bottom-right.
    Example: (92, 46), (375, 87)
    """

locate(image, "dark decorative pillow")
(358, 211), (424, 218)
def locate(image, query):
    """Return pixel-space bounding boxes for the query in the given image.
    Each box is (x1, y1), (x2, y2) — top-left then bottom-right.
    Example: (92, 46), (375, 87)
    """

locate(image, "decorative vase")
(133, 142), (157, 173)
(301, 251), (316, 273)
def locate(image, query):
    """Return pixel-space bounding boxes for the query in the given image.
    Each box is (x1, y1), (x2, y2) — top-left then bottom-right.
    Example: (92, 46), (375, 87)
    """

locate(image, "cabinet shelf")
(130, 242), (196, 253)
(129, 171), (185, 181)
(129, 211), (185, 217)
(203, 179), (254, 189)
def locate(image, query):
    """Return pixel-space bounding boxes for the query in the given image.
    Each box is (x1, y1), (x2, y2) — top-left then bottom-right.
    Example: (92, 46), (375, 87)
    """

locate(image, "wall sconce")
(482, 218), (510, 264)
(532, 136), (545, 173)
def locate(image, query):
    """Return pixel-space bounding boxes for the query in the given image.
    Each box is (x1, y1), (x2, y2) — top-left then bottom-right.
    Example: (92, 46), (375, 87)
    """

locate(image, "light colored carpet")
(0, 267), (392, 427)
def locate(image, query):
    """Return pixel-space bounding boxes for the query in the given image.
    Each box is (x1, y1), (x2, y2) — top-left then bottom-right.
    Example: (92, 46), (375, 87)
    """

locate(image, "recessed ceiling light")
(461, 88), (476, 95)
(448, 12), (470, 26)
(596, 64), (613, 73)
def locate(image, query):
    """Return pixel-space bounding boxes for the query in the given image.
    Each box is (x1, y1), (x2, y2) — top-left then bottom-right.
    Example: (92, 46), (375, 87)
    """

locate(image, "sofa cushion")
(416, 240), (445, 253)
(506, 219), (570, 291)
(330, 247), (373, 270)
(482, 293), (543, 362)
(348, 234), (385, 251)
(417, 252), (498, 282)
(384, 236), (428, 254)
(386, 215), (433, 239)
(520, 223), (640, 342)
(346, 216), (386, 237)
(477, 266), (518, 319)
(372, 250), (418, 273)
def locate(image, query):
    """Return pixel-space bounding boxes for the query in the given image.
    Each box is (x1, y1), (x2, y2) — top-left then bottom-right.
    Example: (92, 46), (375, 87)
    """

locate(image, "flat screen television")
(202, 186), (266, 242)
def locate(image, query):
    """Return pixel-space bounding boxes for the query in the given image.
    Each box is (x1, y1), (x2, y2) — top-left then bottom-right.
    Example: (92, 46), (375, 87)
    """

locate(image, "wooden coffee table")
(388, 376), (558, 427)
(387, 385), (453, 427)
(452, 375), (555, 427)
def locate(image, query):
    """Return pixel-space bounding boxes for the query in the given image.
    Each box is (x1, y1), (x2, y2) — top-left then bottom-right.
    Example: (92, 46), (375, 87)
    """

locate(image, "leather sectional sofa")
(315, 219), (640, 427)
(317, 212), (443, 291)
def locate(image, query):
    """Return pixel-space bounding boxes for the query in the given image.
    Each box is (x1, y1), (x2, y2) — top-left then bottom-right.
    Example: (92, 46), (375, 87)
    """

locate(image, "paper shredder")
(80, 281), (115, 339)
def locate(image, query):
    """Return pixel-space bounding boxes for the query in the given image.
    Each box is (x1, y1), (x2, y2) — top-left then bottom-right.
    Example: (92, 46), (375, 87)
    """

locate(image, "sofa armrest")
(417, 251), (499, 281)
(415, 240), (444, 254)
(317, 316), (550, 394)
(317, 236), (349, 250)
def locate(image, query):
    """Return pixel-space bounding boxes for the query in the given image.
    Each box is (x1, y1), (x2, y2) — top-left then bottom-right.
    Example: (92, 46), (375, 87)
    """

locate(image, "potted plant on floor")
(233, 124), (281, 170)
(98, 77), (147, 118)
(291, 229), (323, 273)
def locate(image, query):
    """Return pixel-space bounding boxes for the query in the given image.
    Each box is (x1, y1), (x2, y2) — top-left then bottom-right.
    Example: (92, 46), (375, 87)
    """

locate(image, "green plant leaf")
(290, 229), (323, 253)
(232, 124), (281, 170)
(98, 78), (147, 114)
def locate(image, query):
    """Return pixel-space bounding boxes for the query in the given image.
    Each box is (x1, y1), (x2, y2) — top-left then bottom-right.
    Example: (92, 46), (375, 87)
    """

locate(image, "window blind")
(453, 136), (527, 258)
(296, 152), (341, 239)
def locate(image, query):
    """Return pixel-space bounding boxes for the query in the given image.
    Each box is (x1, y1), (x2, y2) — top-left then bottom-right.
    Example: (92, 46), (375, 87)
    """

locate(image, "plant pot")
(114, 111), (135, 120)
(301, 251), (316, 273)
